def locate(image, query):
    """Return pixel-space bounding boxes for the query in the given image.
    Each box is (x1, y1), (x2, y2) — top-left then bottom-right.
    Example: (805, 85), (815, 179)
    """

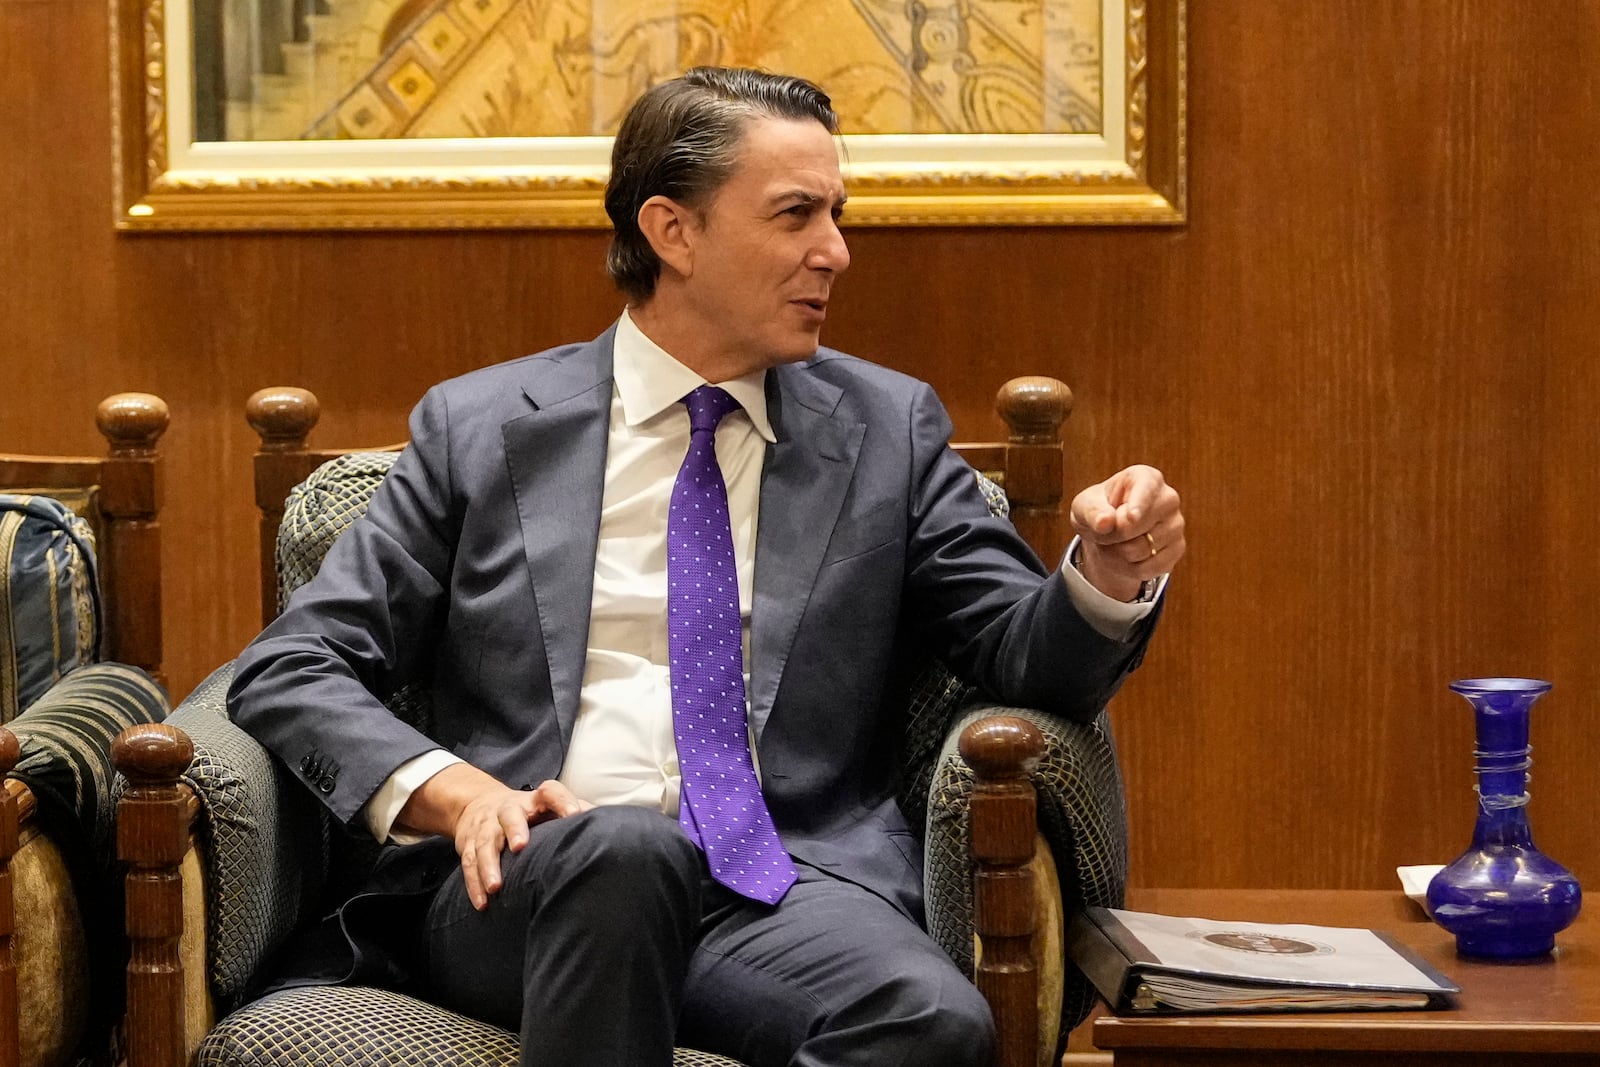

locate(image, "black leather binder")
(1067, 907), (1460, 1014)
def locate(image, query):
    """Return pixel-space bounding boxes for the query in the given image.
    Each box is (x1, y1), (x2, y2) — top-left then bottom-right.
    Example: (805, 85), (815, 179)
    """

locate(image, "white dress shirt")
(364, 311), (1157, 842)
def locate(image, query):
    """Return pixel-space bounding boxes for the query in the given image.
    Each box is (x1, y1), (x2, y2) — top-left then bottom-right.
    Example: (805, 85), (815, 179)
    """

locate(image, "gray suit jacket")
(229, 326), (1152, 972)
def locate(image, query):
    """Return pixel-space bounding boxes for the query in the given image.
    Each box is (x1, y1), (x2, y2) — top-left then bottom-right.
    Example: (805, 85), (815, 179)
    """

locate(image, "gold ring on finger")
(1146, 532), (1160, 558)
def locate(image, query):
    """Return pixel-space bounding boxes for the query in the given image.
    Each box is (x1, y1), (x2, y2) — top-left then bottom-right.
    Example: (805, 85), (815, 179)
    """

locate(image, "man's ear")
(638, 195), (697, 280)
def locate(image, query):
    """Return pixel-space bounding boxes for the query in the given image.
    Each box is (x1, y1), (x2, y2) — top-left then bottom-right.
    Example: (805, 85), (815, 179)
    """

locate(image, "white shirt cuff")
(363, 749), (465, 844)
(1058, 536), (1166, 642)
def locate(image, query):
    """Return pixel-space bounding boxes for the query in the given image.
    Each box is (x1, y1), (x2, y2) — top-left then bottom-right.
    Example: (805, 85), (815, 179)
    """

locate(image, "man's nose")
(808, 220), (850, 273)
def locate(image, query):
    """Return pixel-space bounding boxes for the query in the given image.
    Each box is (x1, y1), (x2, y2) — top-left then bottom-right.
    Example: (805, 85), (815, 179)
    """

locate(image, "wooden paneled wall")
(4, 0), (1599, 893)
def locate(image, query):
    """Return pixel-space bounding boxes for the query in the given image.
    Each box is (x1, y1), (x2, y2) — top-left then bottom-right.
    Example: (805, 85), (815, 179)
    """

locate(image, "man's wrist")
(1071, 542), (1154, 603)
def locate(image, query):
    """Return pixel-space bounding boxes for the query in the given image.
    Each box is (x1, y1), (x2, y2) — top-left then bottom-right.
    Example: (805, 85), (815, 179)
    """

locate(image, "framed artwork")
(111, 0), (1185, 229)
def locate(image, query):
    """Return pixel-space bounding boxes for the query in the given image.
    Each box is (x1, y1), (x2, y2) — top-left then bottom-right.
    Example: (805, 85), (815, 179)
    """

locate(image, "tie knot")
(683, 386), (740, 434)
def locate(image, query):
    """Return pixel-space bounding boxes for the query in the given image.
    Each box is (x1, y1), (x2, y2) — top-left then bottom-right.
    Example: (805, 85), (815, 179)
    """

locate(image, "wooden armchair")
(116, 378), (1128, 1067)
(0, 394), (172, 1067)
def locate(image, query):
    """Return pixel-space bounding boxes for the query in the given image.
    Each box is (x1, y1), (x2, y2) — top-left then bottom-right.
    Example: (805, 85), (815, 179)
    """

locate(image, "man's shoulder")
(801, 347), (928, 394)
(421, 331), (612, 409)
(790, 347), (937, 417)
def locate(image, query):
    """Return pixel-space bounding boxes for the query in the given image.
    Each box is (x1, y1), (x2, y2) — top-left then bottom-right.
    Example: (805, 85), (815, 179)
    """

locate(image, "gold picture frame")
(111, 0), (1185, 230)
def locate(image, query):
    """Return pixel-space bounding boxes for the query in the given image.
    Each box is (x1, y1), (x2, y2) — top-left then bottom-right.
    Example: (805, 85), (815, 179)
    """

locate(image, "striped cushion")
(8, 661), (169, 1055)
(9, 662), (168, 875)
(0, 494), (101, 722)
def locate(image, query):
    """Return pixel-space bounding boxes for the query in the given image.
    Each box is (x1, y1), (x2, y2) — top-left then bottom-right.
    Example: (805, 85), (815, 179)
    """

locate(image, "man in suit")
(230, 67), (1185, 1067)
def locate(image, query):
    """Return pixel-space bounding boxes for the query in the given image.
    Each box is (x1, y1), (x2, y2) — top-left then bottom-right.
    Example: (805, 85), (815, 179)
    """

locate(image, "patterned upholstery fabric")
(8, 661), (169, 1054)
(178, 452), (1123, 1062)
(197, 987), (743, 1067)
(276, 452), (399, 612)
(975, 469), (1010, 520)
(0, 493), (102, 721)
(161, 663), (329, 1011)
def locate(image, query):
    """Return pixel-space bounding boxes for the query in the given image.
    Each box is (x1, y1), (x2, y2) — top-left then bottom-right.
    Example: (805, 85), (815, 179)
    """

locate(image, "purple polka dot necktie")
(668, 386), (798, 905)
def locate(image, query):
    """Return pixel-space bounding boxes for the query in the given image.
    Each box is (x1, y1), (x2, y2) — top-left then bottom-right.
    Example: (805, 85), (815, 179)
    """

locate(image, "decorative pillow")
(0, 493), (101, 722)
(276, 453), (399, 611)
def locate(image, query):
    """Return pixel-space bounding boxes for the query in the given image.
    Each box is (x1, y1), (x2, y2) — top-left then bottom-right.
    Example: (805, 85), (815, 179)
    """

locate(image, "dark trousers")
(422, 805), (994, 1067)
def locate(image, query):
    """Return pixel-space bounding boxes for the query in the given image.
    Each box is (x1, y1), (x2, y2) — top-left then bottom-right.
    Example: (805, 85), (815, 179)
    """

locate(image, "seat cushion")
(198, 986), (746, 1067)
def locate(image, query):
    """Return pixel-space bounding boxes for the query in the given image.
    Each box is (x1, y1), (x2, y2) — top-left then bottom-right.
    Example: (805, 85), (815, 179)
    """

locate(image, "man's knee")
(560, 804), (700, 871)
(913, 974), (995, 1066)
(504, 804), (702, 898)
(823, 953), (995, 1065)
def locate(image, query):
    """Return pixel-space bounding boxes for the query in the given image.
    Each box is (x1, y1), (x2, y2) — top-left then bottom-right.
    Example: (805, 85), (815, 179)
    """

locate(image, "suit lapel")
(501, 330), (614, 751)
(749, 362), (864, 739)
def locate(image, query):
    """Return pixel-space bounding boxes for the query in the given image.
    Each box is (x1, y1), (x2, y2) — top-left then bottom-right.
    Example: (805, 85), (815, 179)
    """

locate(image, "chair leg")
(114, 724), (195, 1067)
(961, 716), (1047, 1067)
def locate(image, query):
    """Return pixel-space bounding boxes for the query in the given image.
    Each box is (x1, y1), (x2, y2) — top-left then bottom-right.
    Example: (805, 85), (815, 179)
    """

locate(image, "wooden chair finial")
(97, 393), (170, 457)
(247, 388), (321, 452)
(959, 716), (1047, 781)
(0, 728), (18, 778)
(996, 377), (1073, 445)
(112, 723), (194, 786)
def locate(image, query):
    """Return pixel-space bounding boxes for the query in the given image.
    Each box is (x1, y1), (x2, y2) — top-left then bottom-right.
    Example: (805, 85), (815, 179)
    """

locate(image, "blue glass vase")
(1426, 678), (1582, 959)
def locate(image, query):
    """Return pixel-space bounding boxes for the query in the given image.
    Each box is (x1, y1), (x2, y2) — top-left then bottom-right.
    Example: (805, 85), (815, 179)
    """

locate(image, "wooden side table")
(1090, 888), (1600, 1066)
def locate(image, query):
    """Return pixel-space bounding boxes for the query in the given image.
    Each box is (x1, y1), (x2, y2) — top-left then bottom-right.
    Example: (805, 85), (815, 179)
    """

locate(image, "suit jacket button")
(299, 755), (314, 773)
(318, 775), (336, 794)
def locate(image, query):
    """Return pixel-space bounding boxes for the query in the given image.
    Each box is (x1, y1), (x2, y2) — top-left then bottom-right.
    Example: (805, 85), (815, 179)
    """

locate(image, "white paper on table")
(1396, 865), (1445, 915)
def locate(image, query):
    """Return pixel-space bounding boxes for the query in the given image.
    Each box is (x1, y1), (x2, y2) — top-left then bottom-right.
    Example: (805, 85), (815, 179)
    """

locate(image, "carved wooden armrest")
(114, 723), (198, 1067)
(960, 715), (1046, 1067)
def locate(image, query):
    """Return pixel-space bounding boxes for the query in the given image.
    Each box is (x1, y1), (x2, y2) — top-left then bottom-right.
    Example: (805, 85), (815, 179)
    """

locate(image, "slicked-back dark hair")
(604, 67), (839, 303)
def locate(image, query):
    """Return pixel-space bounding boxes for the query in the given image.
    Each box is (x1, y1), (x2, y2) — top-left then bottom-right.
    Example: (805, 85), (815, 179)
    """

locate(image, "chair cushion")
(0, 493), (102, 721)
(276, 452), (399, 612)
(197, 986), (746, 1067)
(10, 662), (168, 856)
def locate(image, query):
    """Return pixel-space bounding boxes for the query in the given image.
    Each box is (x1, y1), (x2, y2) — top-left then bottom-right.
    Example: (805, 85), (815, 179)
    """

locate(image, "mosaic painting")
(195, 0), (1103, 140)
